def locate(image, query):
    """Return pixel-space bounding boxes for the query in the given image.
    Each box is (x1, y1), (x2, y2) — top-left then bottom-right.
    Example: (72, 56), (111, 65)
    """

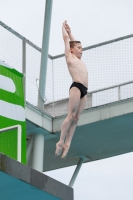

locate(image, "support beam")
(69, 157), (86, 187)
(22, 40), (26, 98)
(33, 0), (53, 171)
(38, 0), (53, 110)
(32, 134), (45, 172)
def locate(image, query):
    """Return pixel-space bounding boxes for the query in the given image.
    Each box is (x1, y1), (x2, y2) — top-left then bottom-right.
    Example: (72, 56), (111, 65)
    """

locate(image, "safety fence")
(0, 21), (133, 117)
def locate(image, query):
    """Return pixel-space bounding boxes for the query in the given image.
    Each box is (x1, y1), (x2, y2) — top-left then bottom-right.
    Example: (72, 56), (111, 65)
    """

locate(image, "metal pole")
(52, 59), (55, 117)
(32, 134), (45, 172)
(22, 40), (26, 98)
(118, 85), (121, 101)
(38, 0), (53, 110)
(32, 0), (53, 172)
(69, 157), (85, 187)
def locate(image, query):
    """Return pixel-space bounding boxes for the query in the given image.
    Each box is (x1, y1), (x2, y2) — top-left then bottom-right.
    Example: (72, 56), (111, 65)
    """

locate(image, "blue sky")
(1, 0), (133, 199)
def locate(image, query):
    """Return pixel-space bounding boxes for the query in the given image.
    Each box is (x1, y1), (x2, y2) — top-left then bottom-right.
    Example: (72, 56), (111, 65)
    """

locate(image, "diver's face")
(71, 43), (82, 59)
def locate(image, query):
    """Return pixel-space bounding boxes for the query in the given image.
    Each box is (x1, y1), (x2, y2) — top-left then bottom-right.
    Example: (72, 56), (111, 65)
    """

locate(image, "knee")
(67, 113), (76, 123)
(73, 116), (79, 124)
(70, 114), (76, 122)
(72, 114), (79, 124)
(67, 113), (79, 124)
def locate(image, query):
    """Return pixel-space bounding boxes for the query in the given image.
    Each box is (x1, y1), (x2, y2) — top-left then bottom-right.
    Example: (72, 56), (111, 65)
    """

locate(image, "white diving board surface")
(26, 97), (133, 172)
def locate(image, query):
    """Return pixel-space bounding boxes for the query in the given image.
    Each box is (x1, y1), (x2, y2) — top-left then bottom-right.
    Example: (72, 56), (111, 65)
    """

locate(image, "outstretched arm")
(62, 21), (71, 57)
(65, 21), (76, 41)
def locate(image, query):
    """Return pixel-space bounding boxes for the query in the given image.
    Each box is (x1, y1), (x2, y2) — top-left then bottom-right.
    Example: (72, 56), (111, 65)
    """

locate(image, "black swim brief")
(69, 82), (88, 98)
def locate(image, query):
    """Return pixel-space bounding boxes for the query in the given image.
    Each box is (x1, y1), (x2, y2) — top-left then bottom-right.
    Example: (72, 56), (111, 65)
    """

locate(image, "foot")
(61, 144), (70, 159)
(55, 142), (64, 157)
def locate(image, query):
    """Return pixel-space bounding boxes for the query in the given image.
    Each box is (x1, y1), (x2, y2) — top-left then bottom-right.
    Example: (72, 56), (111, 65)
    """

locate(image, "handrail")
(44, 80), (133, 104)
(1, 21), (133, 60)
(87, 80), (133, 94)
(0, 21), (52, 60)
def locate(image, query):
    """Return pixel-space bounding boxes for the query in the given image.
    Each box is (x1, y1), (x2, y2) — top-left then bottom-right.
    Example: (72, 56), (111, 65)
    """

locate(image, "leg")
(61, 95), (87, 158)
(55, 87), (80, 157)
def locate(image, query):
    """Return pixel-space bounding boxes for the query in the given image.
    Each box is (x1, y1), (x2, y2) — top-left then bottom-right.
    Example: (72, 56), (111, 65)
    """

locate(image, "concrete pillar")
(32, 134), (45, 172)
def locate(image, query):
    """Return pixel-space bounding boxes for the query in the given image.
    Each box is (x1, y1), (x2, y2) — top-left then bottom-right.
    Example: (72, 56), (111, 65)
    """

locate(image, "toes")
(61, 155), (66, 159)
(55, 152), (59, 158)
(55, 142), (63, 157)
(61, 144), (70, 159)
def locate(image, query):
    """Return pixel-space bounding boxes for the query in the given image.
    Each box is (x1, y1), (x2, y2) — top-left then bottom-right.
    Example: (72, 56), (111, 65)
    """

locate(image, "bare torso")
(66, 54), (88, 88)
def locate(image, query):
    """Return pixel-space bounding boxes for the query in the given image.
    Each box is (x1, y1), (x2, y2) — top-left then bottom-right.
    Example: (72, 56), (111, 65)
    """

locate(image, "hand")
(63, 20), (71, 34)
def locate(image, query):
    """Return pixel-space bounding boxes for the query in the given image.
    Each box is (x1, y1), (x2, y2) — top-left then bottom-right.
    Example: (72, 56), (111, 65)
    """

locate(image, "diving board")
(26, 97), (133, 172)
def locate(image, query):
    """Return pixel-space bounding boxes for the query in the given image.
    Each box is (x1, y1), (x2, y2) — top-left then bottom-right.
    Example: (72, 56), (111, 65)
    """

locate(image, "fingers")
(64, 22), (70, 30)
(62, 21), (71, 33)
(66, 24), (69, 29)
(63, 20), (67, 25)
(65, 22), (70, 30)
(64, 20), (67, 26)
(63, 20), (67, 26)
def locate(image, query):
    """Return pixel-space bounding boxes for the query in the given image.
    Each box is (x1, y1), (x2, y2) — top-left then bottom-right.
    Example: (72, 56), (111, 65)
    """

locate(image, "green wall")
(0, 64), (26, 164)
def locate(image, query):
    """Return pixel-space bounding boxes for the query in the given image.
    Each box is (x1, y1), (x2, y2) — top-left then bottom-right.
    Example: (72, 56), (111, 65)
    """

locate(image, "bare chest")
(68, 60), (87, 73)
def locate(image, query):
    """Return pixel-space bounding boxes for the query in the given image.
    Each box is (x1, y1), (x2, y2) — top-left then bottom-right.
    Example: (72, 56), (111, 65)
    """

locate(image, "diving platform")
(26, 96), (133, 172)
(0, 153), (73, 200)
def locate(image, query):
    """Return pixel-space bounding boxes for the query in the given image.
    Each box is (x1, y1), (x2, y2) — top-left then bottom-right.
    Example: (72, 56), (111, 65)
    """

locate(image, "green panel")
(0, 64), (26, 164)
(0, 129), (17, 160)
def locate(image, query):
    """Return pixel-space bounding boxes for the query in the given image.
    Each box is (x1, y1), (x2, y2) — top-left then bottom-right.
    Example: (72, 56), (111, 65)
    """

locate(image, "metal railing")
(0, 21), (133, 117)
(88, 80), (133, 100)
